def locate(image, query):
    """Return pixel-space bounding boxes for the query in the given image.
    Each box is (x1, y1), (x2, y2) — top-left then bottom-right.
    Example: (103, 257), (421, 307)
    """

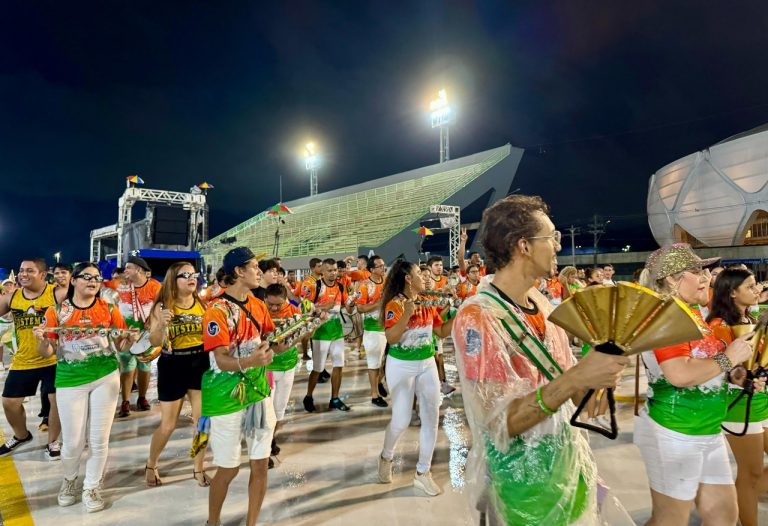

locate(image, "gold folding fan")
(548, 281), (706, 356)
(547, 281), (707, 439)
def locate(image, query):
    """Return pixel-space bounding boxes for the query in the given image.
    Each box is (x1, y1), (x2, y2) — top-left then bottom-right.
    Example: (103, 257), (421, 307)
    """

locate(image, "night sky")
(3, 2), (768, 267)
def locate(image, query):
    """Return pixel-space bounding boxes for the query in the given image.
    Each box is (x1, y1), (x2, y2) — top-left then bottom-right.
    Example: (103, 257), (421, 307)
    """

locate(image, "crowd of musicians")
(0, 193), (767, 525)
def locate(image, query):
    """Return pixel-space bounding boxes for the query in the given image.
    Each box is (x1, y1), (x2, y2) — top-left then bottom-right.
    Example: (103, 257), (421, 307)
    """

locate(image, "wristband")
(536, 387), (556, 416)
(713, 352), (733, 373)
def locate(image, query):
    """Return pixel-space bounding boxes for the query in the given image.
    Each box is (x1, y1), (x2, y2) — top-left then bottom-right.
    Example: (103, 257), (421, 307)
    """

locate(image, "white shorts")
(721, 419), (768, 435)
(363, 331), (386, 369)
(271, 369), (296, 421)
(311, 338), (345, 371)
(634, 411), (732, 500)
(209, 398), (276, 468)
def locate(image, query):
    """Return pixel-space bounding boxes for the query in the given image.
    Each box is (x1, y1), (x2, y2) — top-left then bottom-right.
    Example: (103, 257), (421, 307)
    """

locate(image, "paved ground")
(0, 346), (765, 525)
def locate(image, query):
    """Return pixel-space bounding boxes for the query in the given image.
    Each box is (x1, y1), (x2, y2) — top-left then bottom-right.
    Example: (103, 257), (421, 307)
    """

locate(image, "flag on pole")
(267, 203), (293, 216)
(412, 226), (434, 236)
(127, 175), (144, 184)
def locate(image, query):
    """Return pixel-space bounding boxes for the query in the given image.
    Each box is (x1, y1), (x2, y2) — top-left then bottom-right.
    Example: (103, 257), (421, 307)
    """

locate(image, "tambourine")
(265, 313), (325, 347)
(414, 291), (461, 308)
(46, 326), (136, 339)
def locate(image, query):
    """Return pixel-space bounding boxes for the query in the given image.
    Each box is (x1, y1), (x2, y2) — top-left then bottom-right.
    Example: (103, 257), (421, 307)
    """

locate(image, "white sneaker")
(377, 454), (393, 483)
(413, 470), (442, 496)
(82, 487), (105, 513)
(596, 415), (611, 429)
(57, 477), (78, 507)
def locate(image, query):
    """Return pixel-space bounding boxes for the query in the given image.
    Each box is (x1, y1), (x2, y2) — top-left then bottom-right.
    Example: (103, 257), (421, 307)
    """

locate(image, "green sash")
(480, 291), (562, 381)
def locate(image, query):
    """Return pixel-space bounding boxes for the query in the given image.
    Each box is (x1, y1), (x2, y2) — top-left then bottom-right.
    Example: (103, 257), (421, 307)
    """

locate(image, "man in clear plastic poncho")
(452, 195), (629, 525)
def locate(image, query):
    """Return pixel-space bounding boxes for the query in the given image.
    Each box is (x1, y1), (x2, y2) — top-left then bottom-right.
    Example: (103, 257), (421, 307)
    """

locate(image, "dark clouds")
(2, 2), (768, 264)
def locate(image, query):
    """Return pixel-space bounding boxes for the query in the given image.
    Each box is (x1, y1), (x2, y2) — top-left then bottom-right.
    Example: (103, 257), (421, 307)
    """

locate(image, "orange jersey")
(654, 309), (723, 364)
(314, 280), (348, 313)
(350, 269), (371, 282)
(707, 318), (735, 344)
(339, 273), (352, 288)
(202, 294), (275, 352)
(115, 278), (161, 328)
(546, 279), (564, 300)
(430, 274), (448, 290)
(268, 301), (302, 321)
(43, 298), (126, 339)
(103, 279), (122, 290)
(456, 280), (478, 300)
(357, 278), (385, 306)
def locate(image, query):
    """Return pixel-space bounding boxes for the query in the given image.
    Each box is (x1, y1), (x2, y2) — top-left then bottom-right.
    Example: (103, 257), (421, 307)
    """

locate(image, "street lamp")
(305, 142), (320, 196)
(430, 89), (453, 163)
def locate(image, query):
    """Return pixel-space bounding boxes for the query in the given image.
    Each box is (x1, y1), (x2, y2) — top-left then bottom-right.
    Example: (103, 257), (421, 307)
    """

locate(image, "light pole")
(305, 142), (320, 196)
(53, 252), (61, 263)
(430, 89), (453, 163)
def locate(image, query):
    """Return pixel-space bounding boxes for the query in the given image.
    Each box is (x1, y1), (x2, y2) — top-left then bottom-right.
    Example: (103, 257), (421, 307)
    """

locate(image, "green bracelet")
(536, 387), (557, 415)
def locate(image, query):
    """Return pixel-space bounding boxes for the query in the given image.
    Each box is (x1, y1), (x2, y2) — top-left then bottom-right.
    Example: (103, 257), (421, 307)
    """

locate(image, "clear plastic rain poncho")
(452, 280), (600, 526)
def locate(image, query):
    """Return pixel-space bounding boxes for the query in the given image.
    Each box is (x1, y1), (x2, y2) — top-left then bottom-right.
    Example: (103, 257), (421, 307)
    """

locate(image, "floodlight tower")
(430, 89), (453, 163)
(305, 142), (320, 196)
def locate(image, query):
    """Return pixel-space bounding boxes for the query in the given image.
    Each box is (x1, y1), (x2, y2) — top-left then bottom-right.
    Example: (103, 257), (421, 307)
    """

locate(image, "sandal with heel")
(145, 464), (162, 487)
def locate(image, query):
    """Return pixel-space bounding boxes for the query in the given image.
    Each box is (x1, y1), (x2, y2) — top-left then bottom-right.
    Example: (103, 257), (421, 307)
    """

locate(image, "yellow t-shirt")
(167, 300), (205, 351)
(9, 284), (57, 370)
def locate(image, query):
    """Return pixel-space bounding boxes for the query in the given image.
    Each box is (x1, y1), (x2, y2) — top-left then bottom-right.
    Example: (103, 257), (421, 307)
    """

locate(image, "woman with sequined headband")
(33, 261), (136, 513)
(143, 261), (210, 487)
(635, 244), (759, 525)
(706, 268), (767, 526)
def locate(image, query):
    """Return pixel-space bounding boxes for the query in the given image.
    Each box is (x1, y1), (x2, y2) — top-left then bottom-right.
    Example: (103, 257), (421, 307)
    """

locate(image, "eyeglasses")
(177, 272), (200, 280)
(373, 264), (386, 269)
(76, 274), (104, 282)
(527, 230), (562, 244)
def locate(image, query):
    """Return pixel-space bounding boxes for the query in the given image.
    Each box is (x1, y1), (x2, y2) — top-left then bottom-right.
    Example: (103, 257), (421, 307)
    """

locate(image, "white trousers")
(271, 369), (296, 421)
(362, 330), (386, 369)
(56, 371), (120, 490)
(381, 355), (440, 474)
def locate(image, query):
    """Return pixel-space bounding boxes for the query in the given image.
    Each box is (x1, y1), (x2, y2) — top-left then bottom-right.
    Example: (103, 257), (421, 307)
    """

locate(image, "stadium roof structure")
(201, 143), (523, 269)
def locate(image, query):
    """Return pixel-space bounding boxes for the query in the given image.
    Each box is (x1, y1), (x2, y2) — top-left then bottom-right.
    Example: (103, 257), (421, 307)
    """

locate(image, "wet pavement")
(0, 344), (766, 525)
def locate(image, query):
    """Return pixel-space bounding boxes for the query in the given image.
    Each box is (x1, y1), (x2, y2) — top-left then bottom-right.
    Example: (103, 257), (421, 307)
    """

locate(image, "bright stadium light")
(430, 88), (453, 163)
(53, 252), (61, 263)
(304, 142), (320, 196)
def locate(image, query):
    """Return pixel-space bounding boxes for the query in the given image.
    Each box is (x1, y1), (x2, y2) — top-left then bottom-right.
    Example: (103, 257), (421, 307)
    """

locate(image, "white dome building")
(648, 124), (768, 247)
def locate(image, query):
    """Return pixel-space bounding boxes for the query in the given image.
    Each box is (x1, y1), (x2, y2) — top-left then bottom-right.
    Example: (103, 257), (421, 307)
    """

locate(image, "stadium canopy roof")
(201, 144), (522, 269)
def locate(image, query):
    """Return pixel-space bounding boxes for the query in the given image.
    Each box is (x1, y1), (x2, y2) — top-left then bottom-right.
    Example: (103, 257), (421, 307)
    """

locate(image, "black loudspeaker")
(152, 206), (190, 245)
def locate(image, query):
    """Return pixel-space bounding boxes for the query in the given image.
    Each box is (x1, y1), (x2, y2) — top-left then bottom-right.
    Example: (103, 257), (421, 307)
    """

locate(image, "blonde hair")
(152, 261), (204, 315)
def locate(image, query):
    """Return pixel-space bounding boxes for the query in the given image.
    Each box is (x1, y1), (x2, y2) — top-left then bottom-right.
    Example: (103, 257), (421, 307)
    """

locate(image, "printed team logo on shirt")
(386, 310), (395, 321)
(206, 321), (220, 337)
(58, 302), (75, 323)
(465, 328), (482, 357)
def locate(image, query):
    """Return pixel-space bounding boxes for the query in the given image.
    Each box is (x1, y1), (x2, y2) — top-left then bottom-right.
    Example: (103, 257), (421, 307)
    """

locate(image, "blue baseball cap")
(223, 247), (257, 274)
